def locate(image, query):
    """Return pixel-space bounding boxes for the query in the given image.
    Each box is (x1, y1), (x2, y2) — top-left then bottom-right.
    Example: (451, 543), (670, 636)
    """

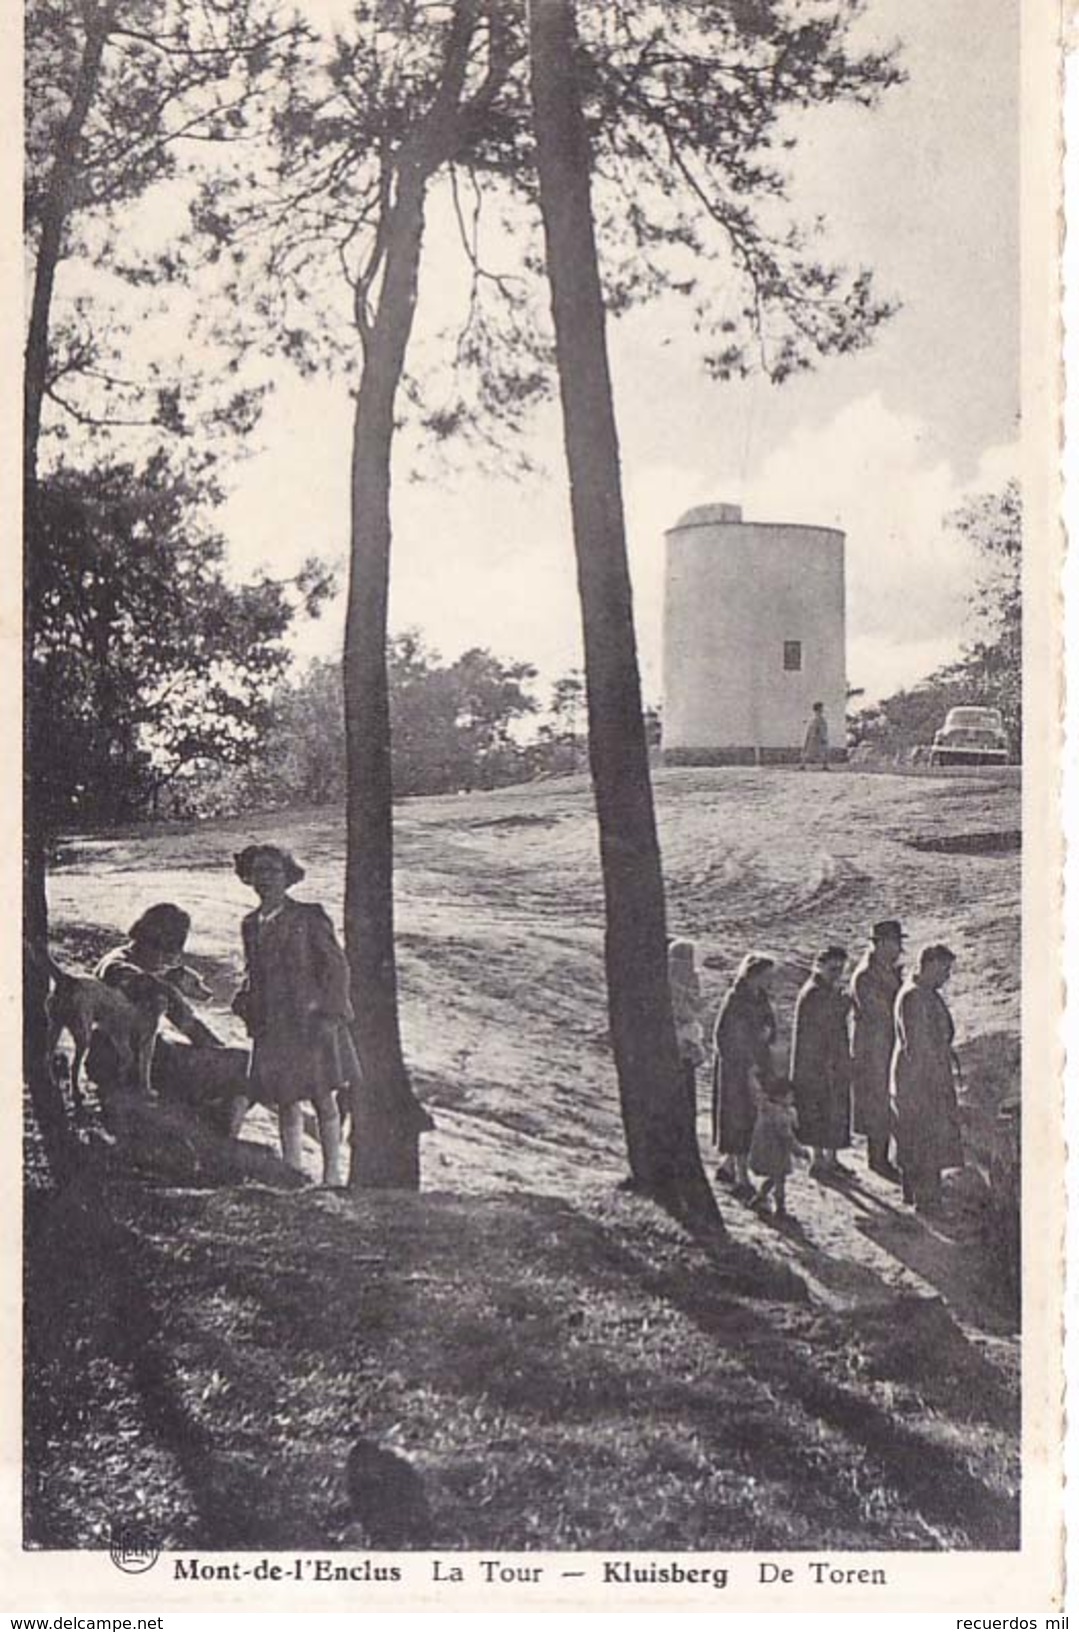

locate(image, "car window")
(945, 709), (1003, 729)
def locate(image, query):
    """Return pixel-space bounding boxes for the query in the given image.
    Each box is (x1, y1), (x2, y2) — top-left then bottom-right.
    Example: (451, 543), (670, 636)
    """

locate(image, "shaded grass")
(25, 1176), (1019, 1554)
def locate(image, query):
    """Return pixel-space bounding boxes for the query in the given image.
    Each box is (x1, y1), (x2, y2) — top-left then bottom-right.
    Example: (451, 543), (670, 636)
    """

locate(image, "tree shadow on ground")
(25, 1179), (1020, 1554)
(835, 1177), (1019, 1339)
(589, 1227), (1018, 1549)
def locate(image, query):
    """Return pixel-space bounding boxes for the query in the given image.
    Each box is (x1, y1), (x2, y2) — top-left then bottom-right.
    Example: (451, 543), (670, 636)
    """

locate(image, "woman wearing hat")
(849, 921), (905, 1182)
(791, 945), (852, 1178)
(232, 845), (358, 1185)
(712, 952), (778, 1196)
(890, 944), (963, 1216)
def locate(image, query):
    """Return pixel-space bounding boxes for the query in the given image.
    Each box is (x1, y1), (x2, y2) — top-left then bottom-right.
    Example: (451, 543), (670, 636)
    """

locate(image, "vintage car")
(928, 705), (1009, 766)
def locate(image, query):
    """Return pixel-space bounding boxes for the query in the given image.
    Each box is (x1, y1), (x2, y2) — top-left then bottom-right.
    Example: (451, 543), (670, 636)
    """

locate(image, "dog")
(41, 951), (170, 1112)
(167, 963), (213, 1005)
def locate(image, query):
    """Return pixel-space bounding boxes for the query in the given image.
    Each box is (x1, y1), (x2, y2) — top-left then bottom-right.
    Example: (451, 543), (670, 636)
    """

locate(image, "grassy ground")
(28, 766), (1022, 1551)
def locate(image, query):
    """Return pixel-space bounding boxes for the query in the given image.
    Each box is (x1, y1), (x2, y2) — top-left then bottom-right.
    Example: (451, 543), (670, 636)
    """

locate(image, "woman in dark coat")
(890, 944), (963, 1216)
(233, 845), (360, 1185)
(712, 952), (777, 1195)
(791, 945), (852, 1178)
(849, 919), (904, 1181)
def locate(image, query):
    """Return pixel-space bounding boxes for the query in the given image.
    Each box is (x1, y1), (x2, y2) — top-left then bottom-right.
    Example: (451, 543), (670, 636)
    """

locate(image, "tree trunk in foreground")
(529, 0), (721, 1231)
(22, 8), (110, 1188)
(341, 1), (480, 1188)
(343, 167), (431, 1189)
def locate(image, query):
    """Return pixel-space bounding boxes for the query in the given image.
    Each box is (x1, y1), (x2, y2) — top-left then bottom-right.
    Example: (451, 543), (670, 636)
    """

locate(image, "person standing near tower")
(800, 701), (830, 770)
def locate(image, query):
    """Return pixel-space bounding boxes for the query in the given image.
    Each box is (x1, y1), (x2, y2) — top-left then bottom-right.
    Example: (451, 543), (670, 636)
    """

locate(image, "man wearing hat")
(890, 944), (963, 1216)
(849, 921), (905, 1182)
(790, 945), (852, 1177)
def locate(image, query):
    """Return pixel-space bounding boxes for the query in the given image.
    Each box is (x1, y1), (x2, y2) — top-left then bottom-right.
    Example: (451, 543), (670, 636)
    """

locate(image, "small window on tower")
(784, 641), (802, 672)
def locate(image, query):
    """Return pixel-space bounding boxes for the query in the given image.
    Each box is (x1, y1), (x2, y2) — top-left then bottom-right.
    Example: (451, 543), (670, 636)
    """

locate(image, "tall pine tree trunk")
(343, 168), (432, 1189)
(341, 2), (479, 1187)
(529, 0), (721, 1231)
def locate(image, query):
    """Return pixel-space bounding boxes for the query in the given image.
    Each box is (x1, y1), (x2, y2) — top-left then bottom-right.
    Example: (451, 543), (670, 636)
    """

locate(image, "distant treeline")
(186, 640), (639, 820)
(28, 459), (609, 826)
(30, 459), (652, 826)
(33, 459), (1016, 826)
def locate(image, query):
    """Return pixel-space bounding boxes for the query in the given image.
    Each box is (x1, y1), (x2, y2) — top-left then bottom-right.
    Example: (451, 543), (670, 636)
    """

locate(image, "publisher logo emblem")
(109, 1524), (161, 1574)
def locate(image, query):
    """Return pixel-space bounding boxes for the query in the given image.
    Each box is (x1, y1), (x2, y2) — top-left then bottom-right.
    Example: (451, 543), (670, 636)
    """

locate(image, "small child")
(667, 937), (705, 1120)
(748, 1075), (805, 1218)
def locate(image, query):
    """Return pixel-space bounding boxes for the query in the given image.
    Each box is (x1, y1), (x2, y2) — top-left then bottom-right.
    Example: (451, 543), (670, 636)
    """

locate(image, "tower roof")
(667, 503), (845, 540)
(670, 502), (743, 528)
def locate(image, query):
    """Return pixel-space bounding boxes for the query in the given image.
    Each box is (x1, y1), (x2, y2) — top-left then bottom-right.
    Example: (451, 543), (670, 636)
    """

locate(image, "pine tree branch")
(44, 384), (162, 430)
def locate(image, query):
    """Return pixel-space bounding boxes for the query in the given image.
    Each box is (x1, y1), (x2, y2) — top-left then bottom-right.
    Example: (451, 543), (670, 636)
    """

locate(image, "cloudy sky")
(215, 0), (1019, 708)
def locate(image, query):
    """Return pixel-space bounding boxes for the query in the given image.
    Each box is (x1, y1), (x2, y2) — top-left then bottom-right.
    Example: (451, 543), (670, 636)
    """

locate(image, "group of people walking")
(672, 922), (963, 1221)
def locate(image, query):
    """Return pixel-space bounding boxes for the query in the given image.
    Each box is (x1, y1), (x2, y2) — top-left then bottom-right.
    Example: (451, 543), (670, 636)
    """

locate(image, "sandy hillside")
(31, 766), (1023, 1553)
(48, 767), (1020, 1316)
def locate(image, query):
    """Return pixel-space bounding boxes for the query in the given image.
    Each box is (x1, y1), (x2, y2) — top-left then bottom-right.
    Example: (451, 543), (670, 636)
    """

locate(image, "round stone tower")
(662, 502), (846, 763)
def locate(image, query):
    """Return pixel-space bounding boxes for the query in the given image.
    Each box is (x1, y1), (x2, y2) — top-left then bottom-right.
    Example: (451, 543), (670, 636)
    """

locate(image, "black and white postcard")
(6, 0), (1067, 1613)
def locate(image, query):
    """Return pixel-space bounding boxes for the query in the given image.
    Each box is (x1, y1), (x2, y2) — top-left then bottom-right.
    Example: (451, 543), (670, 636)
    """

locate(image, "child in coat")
(232, 843), (358, 1186)
(748, 1075), (805, 1217)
